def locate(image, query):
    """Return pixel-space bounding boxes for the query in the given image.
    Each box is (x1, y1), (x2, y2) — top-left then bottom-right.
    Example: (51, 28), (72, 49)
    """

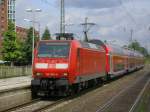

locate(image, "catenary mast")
(60, 0), (65, 33)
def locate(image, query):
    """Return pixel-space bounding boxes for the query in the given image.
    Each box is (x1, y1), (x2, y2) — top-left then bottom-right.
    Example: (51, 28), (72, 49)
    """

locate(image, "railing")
(0, 66), (32, 79)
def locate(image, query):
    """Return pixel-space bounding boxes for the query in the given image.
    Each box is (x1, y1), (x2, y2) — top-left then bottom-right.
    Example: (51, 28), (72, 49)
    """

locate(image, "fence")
(0, 66), (32, 79)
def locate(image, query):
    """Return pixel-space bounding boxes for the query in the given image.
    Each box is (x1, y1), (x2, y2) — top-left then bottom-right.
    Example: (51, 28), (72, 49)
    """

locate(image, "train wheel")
(78, 83), (82, 92)
(68, 86), (75, 96)
(61, 86), (68, 97)
(74, 83), (82, 93)
(31, 88), (38, 99)
(85, 81), (89, 89)
(88, 79), (95, 88)
(94, 79), (98, 86)
(61, 85), (73, 97)
(106, 74), (111, 81)
(96, 78), (103, 85)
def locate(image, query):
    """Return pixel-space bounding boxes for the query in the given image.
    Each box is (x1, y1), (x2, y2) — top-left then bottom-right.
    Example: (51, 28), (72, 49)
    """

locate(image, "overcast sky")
(16, 0), (150, 51)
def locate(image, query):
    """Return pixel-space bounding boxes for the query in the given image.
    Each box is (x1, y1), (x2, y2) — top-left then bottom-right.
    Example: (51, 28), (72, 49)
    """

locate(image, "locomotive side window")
(38, 42), (70, 58)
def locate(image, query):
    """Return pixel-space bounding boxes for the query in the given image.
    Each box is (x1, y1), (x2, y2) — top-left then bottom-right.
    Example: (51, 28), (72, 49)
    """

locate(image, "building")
(16, 26), (39, 41)
(0, 0), (16, 47)
(0, 0), (39, 46)
(8, 0), (15, 22)
(16, 26), (28, 41)
(0, 0), (8, 47)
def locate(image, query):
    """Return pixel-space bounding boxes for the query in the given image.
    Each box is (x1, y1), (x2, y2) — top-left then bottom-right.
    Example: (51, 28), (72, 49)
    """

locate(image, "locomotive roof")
(38, 40), (104, 51)
(39, 40), (72, 43)
(89, 39), (105, 47)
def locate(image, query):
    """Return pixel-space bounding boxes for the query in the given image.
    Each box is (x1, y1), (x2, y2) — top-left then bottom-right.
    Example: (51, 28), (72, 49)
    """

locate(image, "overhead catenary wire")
(41, 0), (53, 5)
(119, 0), (138, 27)
(80, 17), (96, 42)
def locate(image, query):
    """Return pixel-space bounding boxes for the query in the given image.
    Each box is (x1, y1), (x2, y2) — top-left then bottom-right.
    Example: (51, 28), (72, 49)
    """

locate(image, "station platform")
(0, 76), (31, 93)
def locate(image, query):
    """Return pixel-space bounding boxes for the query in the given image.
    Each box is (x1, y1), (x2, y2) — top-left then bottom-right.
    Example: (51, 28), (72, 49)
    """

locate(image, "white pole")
(25, 9), (41, 66)
(32, 21), (35, 66)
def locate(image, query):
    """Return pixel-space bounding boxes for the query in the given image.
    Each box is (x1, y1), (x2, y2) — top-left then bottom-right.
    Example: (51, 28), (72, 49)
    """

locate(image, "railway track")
(7, 75), (137, 112)
(6, 95), (79, 112)
(5, 81), (103, 112)
(43, 67), (149, 112)
(31, 98), (68, 112)
(3, 68), (149, 112)
(129, 78), (150, 112)
(0, 88), (31, 112)
(8, 100), (58, 112)
(96, 72), (150, 112)
(3, 98), (41, 112)
(6, 87), (100, 112)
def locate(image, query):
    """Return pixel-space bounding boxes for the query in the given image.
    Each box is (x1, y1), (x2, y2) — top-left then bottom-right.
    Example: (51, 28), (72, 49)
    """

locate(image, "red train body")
(32, 39), (144, 97)
(32, 40), (106, 96)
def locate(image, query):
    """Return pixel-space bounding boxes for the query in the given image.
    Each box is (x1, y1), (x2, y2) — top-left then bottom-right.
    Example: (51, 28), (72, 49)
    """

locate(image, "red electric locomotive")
(32, 40), (106, 97)
(32, 38), (144, 97)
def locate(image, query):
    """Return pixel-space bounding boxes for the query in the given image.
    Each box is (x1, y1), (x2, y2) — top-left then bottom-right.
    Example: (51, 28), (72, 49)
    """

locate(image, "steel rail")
(4, 98), (41, 112)
(95, 73), (149, 112)
(129, 78), (150, 112)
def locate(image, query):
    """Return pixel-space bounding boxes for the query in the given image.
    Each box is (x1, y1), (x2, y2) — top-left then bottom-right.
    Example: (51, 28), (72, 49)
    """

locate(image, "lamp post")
(24, 19), (41, 39)
(25, 9), (42, 66)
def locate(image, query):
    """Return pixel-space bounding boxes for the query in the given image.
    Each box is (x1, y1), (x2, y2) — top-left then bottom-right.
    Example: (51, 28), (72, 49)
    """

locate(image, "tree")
(128, 40), (140, 50)
(23, 27), (38, 64)
(128, 40), (149, 57)
(104, 40), (107, 43)
(2, 21), (22, 66)
(139, 47), (149, 57)
(42, 27), (51, 40)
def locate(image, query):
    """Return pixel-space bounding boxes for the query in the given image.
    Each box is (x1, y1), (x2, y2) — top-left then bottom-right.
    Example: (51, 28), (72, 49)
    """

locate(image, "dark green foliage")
(22, 27), (39, 65)
(42, 27), (51, 40)
(128, 40), (149, 57)
(104, 40), (107, 43)
(2, 21), (22, 66)
(0, 0), (4, 4)
(2, 22), (40, 66)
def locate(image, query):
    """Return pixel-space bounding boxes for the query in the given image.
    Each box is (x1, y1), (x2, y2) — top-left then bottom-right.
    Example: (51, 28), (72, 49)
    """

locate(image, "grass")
(132, 81), (150, 112)
(145, 57), (150, 64)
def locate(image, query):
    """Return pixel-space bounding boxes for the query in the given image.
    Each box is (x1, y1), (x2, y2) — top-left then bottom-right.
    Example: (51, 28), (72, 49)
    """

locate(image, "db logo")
(49, 64), (56, 68)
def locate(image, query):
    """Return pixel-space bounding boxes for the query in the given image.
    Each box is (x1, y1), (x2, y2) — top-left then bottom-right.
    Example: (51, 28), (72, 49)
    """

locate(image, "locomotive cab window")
(38, 42), (70, 58)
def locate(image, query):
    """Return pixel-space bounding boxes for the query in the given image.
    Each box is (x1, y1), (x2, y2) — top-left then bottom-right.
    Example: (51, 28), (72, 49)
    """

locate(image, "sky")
(16, 0), (150, 51)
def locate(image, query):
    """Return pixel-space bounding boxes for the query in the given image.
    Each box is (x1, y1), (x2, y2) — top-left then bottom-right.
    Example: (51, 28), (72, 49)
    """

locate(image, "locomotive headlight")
(56, 63), (68, 69)
(36, 73), (42, 76)
(35, 63), (48, 69)
(64, 73), (68, 76)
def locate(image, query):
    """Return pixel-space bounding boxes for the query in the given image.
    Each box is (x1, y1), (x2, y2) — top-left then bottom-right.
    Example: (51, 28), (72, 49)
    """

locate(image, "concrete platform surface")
(0, 76), (31, 93)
